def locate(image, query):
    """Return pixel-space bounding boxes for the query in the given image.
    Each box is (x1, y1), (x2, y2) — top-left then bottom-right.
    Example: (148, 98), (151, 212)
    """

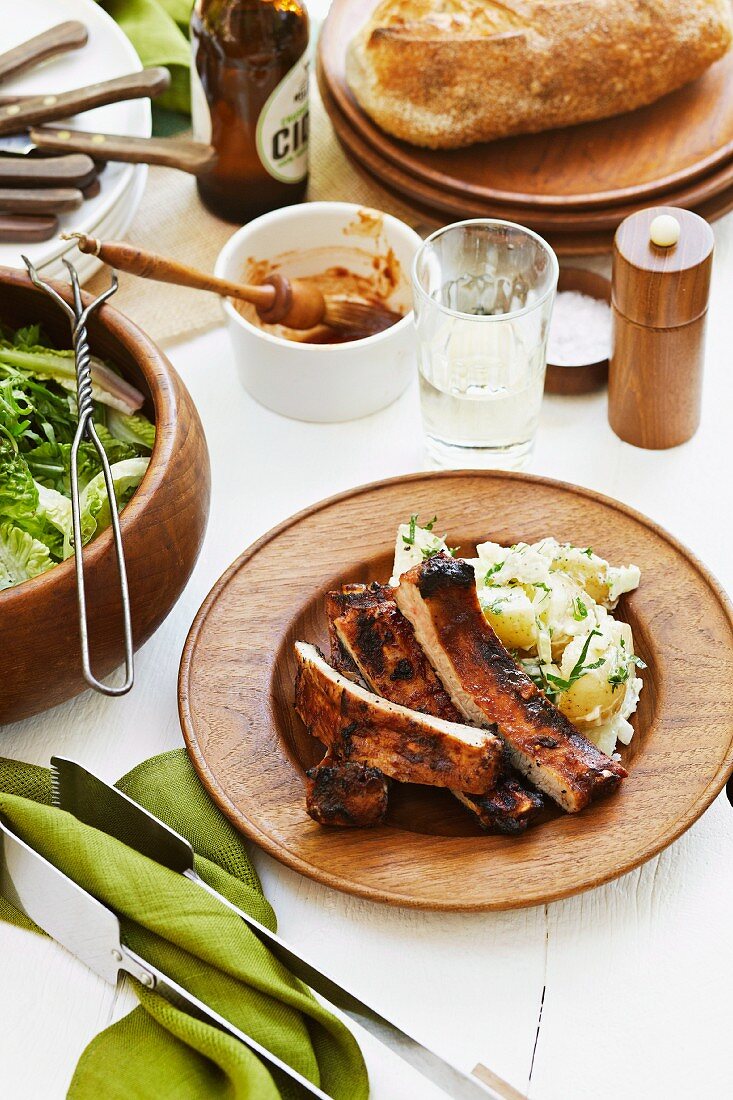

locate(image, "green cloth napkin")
(0, 751), (368, 1100)
(98, 0), (193, 114)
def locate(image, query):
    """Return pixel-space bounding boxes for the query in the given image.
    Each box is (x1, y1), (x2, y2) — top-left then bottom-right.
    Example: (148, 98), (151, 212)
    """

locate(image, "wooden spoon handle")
(0, 68), (171, 136)
(70, 234), (278, 310)
(0, 21), (88, 84)
(29, 127), (217, 175)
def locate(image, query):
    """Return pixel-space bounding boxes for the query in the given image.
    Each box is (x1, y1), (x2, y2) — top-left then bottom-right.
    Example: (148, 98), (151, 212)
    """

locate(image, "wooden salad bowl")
(0, 265), (210, 724)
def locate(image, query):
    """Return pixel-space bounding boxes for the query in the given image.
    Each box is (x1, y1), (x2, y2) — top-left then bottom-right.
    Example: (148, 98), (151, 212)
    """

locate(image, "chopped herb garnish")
(534, 581), (551, 602)
(583, 547), (594, 558)
(543, 630), (604, 692)
(402, 513), (419, 547)
(608, 653), (646, 691)
(572, 596), (588, 620)
(484, 560), (505, 585)
(424, 515), (437, 531)
(420, 540), (442, 560)
(487, 596), (511, 616)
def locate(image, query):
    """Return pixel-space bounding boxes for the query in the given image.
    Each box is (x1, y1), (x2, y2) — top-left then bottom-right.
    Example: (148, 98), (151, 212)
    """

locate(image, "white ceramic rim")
(411, 217), (560, 322)
(216, 202), (421, 353)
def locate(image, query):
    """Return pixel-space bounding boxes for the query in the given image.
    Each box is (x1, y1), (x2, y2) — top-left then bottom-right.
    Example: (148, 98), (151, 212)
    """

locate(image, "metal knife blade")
(51, 756), (522, 1100)
(0, 817), (330, 1099)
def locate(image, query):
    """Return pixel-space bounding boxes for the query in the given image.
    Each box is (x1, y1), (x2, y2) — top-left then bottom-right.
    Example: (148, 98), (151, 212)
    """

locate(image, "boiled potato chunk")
(479, 584), (536, 651)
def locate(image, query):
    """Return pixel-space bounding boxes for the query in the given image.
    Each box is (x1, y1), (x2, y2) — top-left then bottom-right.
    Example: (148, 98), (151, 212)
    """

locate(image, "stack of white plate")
(1, 0), (152, 283)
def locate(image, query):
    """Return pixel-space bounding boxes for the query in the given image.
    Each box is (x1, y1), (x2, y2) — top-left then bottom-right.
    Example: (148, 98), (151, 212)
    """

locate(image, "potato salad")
(392, 518), (644, 756)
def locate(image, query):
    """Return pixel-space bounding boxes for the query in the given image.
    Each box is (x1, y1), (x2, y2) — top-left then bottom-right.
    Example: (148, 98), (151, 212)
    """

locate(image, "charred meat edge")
(305, 754), (389, 827)
(294, 642), (503, 794)
(394, 553), (627, 813)
(328, 582), (543, 833)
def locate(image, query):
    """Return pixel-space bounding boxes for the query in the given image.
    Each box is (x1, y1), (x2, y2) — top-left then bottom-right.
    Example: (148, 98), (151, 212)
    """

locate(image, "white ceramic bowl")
(215, 202), (422, 422)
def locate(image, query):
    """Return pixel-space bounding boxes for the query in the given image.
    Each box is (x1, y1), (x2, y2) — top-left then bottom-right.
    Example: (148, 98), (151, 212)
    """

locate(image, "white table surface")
(3, 139), (733, 1100)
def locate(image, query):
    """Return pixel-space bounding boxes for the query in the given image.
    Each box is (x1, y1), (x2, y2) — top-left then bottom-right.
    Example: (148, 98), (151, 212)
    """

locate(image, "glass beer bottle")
(190, 0), (310, 223)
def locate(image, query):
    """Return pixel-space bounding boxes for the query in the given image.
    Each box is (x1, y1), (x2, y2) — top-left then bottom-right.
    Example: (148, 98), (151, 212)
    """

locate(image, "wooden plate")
(336, 133), (733, 256)
(319, 0), (733, 210)
(320, 66), (733, 236)
(179, 472), (733, 911)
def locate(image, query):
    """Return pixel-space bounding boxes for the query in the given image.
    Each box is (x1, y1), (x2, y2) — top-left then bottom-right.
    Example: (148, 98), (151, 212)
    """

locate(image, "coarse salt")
(547, 290), (612, 367)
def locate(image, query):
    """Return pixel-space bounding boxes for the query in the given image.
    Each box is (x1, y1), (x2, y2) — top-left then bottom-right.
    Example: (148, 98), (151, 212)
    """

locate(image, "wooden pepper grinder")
(609, 206), (714, 449)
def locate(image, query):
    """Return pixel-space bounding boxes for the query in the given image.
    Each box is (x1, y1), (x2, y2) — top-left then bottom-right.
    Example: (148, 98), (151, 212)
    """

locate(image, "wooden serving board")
(319, 68), (733, 239)
(179, 471), (733, 911)
(319, 0), (733, 211)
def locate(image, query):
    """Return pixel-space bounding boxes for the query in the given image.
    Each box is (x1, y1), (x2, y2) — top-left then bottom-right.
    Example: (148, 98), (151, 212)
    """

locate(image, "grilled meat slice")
(306, 756), (389, 827)
(294, 641), (502, 794)
(326, 590), (363, 682)
(394, 553), (627, 813)
(327, 581), (543, 834)
(453, 782), (544, 835)
(327, 582), (461, 719)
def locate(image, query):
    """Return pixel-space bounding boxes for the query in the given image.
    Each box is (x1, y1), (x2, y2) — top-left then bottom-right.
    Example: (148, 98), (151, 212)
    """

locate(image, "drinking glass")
(411, 220), (558, 469)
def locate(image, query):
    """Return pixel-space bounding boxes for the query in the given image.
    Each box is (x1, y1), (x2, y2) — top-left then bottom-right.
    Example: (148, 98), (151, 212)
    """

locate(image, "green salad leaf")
(0, 443), (39, 528)
(0, 522), (53, 591)
(106, 410), (156, 452)
(0, 324), (156, 592)
(74, 457), (150, 553)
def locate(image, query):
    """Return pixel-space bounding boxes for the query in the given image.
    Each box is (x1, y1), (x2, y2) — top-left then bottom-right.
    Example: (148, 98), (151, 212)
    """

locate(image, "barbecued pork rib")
(294, 642), (502, 794)
(327, 584), (460, 719)
(306, 755), (389, 826)
(394, 554), (627, 813)
(326, 591), (363, 682)
(327, 582), (543, 833)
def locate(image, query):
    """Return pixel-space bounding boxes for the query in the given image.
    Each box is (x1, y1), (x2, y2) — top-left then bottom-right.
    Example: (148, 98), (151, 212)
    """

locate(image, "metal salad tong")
(22, 256), (134, 696)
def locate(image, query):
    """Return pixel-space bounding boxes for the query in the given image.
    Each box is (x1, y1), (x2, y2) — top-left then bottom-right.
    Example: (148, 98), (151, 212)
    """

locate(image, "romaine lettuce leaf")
(72, 457), (150, 553)
(35, 482), (73, 558)
(106, 410), (156, 452)
(24, 429), (135, 495)
(0, 522), (53, 591)
(0, 444), (39, 527)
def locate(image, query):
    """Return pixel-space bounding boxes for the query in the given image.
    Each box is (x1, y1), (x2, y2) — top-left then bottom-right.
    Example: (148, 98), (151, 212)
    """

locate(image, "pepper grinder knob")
(608, 206), (714, 449)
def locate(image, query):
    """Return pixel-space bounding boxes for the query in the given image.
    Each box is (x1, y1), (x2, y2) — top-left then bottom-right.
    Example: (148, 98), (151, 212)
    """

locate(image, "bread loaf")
(346, 0), (733, 149)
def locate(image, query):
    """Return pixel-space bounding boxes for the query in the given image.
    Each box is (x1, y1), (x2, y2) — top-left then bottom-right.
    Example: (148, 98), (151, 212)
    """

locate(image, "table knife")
(0, 817), (331, 1100)
(0, 214), (58, 242)
(0, 187), (83, 214)
(28, 127), (217, 175)
(51, 756), (527, 1100)
(0, 152), (96, 188)
(0, 69), (170, 137)
(0, 22), (88, 85)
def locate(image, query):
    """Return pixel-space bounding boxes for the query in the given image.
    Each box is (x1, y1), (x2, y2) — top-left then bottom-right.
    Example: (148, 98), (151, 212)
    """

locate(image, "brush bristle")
(322, 296), (404, 336)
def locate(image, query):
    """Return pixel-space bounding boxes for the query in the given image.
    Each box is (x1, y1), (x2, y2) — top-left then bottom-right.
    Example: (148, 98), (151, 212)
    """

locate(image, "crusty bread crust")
(346, 0), (733, 149)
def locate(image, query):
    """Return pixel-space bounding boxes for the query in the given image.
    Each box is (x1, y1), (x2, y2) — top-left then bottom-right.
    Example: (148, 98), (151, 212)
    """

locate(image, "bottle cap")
(612, 206), (714, 328)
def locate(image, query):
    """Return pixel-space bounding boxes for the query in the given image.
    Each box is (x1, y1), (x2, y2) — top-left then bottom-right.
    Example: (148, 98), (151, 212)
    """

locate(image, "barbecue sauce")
(191, 0), (310, 223)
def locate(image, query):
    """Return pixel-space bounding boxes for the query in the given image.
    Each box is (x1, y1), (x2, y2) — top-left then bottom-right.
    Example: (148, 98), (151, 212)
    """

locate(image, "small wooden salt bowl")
(545, 267), (612, 395)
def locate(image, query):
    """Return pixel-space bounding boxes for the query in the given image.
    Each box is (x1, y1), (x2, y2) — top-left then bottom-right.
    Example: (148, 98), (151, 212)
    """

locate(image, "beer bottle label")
(256, 56), (310, 184)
